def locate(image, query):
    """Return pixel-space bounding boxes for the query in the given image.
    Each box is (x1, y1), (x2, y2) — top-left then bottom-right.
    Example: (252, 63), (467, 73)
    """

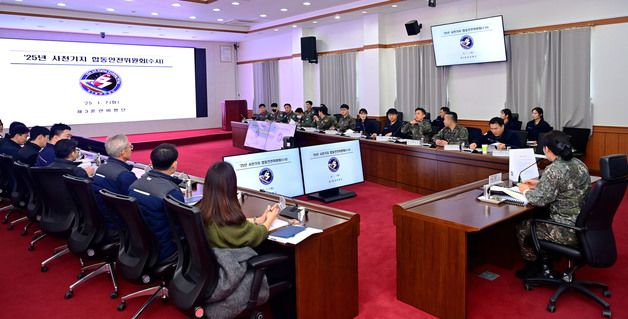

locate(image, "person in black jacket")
(15, 126), (50, 166)
(0, 122), (29, 158)
(525, 107), (553, 142)
(48, 139), (95, 178)
(431, 106), (450, 131)
(382, 108), (404, 137)
(470, 117), (521, 150)
(355, 108), (378, 136)
(500, 108), (520, 131)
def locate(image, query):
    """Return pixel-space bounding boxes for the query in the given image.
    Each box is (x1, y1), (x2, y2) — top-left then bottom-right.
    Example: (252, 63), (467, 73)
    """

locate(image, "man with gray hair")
(92, 134), (137, 237)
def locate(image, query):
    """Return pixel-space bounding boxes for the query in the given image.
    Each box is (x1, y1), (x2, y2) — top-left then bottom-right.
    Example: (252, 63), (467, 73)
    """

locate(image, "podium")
(221, 100), (247, 131)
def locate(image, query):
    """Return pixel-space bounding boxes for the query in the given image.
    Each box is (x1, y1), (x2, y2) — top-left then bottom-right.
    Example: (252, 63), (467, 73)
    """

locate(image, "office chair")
(62, 175), (119, 300)
(99, 189), (177, 319)
(425, 112), (431, 121)
(466, 127), (483, 146)
(397, 111), (404, 122)
(562, 127), (591, 158)
(12, 161), (40, 236)
(524, 154), (628, 318)
(333, 114), (342, 122)
(164, 196), (291, 319)
(512, 113), (519, 121)
(512, 130), (528, 148)
(0, 154), (22, 225)
(29, 166), (77, 272)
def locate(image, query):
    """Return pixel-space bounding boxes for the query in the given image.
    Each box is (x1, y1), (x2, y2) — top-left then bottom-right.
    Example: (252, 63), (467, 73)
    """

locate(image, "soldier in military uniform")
(432, 112), (468, 145)
(253, 104), (271, 121)
(401, 107), (432, 141)
(336, 104), (356, 132)
(300, 100), (316, 127)
(515, 131), (591, 279)
(266, 103), (280, 122)
(277, 103), (299, 123)
(314, 105), (337, 130)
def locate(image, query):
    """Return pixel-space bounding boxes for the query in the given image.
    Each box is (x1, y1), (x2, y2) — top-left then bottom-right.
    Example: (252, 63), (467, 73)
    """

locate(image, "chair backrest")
(575, 154), (628, 268)
(512, 112), (519, 121)
(63, 175), (106, 254)
(164, 195), (219, 314)
(425, 112), (431, 121)
(99, 189), (159, 281)
(13, 161), (40, 221)
(512, 120), (523, 131)
(466, 127), (483, 145)
(397, 111), (404, 122)
(562, 127), (591, 156)
(534, 131), (551, 154)
(333, 114), (341, 122)
(0, 154), (17, 201)
(512, 130), (528, 148)
(29, 166), (76, 237)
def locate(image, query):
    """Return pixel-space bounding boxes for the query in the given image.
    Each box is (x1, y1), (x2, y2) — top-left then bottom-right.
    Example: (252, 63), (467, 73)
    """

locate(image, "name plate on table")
(444, 144), (461, 151)
(375, 136), (392, 142)
(302, 127), (318, 132)
(324, 130), (340, 135)
(492, 150), (510, 157)
(347, 132), (363, 138)
(406, 139), (422, 146)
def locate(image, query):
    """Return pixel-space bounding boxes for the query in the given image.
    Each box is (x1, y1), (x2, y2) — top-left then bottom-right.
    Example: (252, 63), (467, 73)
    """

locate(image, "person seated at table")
(300, 101), (316, 127)
(431, 106), (449, 131)
(401, 107), (432, 141)
(432, 112), (469, 146)
(336, 104), (356, 132)
(92, 134), (138, 236)
(469, 117), (520, 150)
(277, 103), (298, 123)
(268, 103), (281, 122)
(254, 104), (271, 121)
(500, 108), (519, 131)
(199, 161), (289, 318)
(525, 107), (553, 142)
(128, 143), (184, 263)
(515, 131), (591, 279)
(16, 126), (49, 166)
(0, 122), (29, 158)
(355, 108), (378, 136)
(0, 119), (4, 145)
(313, 105), (337, 130)
(382, 108), (405, 137)
(36, 123), (72, 167)
(48, 139), (95, 178)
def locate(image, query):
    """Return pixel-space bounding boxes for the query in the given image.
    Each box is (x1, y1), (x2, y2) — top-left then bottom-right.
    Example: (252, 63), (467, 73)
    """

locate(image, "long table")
(232, 121), (510, 194)
(393, 179), (535, 319)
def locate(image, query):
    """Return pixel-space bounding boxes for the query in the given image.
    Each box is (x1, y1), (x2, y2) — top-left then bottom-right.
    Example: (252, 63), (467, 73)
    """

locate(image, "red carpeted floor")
(91, 128), (230, 143)
(1, 137), (627, 319)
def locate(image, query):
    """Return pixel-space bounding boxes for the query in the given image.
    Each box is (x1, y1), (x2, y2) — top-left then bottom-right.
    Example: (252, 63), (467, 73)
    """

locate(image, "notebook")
(489, 186), (528, 206)
(271, 225), (306, 238)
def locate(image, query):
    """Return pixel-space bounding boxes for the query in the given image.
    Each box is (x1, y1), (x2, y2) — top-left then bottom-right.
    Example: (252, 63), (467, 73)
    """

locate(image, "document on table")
(268, 226), (323, 245)
(269, 218), (290, 231)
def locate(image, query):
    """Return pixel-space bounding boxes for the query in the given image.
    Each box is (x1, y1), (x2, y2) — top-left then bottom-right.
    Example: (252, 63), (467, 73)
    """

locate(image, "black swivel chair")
(12, 161), (41, 236)
(563, 127), (591, 158)
(512, 130), (528, 148)
(466, 127), (483, 146)
(425, 112), (431, 121)
(62, 175), (119, 300)
(163, 196), (291, 319)
(524, 154), (628, 318)
(29, 166), (76, 272)
(99, 189), (177, 319)
(0, 154), (25, 226)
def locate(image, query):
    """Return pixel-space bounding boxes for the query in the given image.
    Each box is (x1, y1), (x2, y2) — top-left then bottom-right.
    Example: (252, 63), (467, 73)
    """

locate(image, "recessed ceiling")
(0, 0), (451, 42)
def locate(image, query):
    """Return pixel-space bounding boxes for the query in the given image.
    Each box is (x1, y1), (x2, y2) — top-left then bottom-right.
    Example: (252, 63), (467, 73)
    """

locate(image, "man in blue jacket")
(128, 143), (184, 263)
(36, 123), (72, 167)
(92, 134), (138, 238)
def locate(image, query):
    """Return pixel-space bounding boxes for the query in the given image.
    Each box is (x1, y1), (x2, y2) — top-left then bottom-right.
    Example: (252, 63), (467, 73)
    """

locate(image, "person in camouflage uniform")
(401, 107), (432, 140)
(253, 104), (271, 121)
(314, 105), (337, 130)
(515, 130), (591, 278)
(266, 103), (280, 122)
(300, 100), (316, 127)
(432, 112), (468, 145)
(336, 104), (356, 132)
(276, 103), (299, 123)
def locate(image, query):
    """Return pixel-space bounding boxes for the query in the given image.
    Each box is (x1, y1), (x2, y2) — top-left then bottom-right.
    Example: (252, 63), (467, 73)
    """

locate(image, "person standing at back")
(128, 143), (184, 263)
(92, 134), (137, 237)
(36, 123), (72, 167)
(16, 126), (49, 165)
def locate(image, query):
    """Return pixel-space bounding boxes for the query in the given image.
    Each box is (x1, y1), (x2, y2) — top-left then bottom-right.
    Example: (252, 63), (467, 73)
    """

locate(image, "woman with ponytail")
(515, 130), (591, 279)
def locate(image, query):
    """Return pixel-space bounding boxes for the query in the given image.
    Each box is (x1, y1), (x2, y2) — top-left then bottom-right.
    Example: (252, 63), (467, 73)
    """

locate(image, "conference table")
(231, 121), (511, 194)
(78, 148), (359, 319)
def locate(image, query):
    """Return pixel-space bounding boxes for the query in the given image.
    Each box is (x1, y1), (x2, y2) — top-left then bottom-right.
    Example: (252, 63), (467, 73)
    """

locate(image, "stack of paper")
(268, 226), (323, 245)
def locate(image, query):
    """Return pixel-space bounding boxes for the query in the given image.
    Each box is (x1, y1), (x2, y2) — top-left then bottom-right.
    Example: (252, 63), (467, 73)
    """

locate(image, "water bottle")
(185, 179), (193, 199)
(95, 153), (102, 166)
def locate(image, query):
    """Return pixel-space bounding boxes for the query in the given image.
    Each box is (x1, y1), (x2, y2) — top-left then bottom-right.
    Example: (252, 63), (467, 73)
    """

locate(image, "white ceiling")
(0, 0), (444, 42)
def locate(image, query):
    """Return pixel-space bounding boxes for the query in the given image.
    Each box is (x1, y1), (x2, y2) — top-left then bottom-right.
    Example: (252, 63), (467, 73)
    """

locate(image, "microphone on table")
(517, 158), (543, 184)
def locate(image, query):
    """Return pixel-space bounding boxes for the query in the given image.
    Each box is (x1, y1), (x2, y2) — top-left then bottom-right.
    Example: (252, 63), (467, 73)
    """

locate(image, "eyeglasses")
(127, 143), (134, 150)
